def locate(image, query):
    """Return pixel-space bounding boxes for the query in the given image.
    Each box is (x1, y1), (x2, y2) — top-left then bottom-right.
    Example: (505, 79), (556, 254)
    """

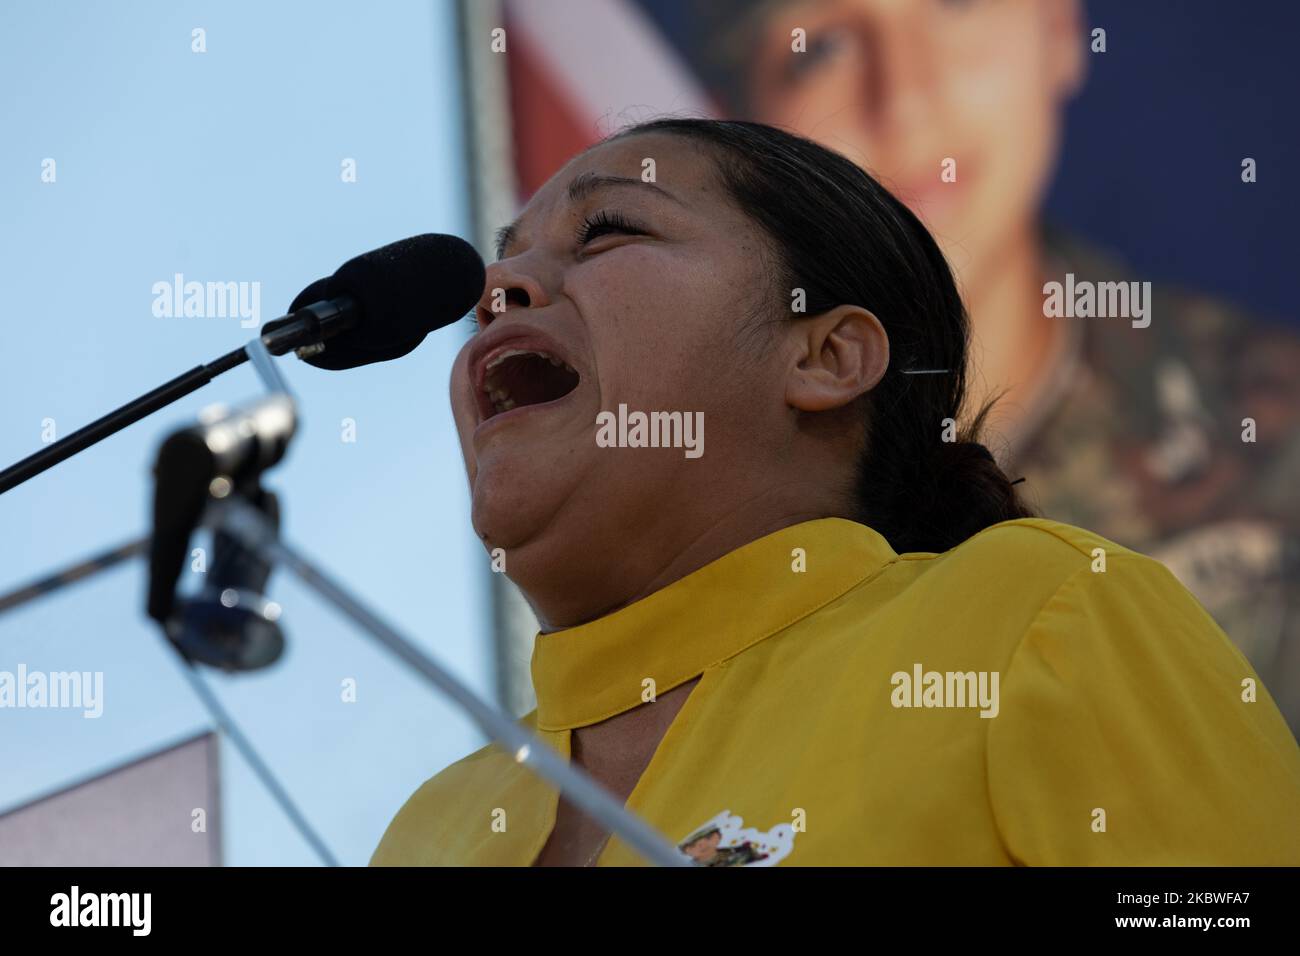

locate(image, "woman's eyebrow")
(565, 171), (682, 205)
(494, 172), (683, 260)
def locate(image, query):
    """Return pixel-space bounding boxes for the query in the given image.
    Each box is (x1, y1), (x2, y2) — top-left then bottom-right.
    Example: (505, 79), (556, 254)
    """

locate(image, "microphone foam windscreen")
(290, 233), (486, 370)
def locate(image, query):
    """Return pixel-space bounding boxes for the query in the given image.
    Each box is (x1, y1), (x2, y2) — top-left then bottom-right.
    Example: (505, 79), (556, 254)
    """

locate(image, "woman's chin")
(470, 485), (556, 554)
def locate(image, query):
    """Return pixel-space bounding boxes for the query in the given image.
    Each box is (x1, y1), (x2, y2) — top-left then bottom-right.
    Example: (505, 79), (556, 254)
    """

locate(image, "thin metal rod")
(244, 336), (293, 396)
(209, 498), (690, 867)
(168, 654), (341, 867)
(0, 310), (332, 496)
(0, 349), (249, 495)
(0, 535), (342, 866)
(0, 537), (148, 615)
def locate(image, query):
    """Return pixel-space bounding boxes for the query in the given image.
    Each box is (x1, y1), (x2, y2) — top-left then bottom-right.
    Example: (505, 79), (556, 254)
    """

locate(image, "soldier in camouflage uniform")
(680, 826), (772, 867)
(1021, 229), (1300, 733)
(655, 0), (1300, 736)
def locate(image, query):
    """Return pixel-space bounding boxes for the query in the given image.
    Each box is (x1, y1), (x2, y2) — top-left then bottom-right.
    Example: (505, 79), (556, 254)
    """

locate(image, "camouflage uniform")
(1013, 228), (1300, 738)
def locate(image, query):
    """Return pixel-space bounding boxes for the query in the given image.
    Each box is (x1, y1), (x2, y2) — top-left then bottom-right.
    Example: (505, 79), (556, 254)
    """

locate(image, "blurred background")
(1, 0), (1296, 866)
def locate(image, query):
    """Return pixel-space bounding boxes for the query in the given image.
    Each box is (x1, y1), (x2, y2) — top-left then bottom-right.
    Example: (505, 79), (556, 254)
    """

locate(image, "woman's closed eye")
(576, 209), (647, 248)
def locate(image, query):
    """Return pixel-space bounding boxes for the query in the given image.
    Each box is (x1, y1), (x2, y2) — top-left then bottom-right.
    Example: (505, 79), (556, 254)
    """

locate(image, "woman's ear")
(785, 304), (890, 413)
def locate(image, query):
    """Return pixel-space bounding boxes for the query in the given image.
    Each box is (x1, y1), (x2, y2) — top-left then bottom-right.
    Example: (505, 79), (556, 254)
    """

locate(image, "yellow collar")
(530, 518), (897, 730)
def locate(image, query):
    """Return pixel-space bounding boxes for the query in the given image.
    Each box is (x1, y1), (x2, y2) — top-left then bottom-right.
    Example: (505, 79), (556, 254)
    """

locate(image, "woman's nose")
(474, 259), (550, 329)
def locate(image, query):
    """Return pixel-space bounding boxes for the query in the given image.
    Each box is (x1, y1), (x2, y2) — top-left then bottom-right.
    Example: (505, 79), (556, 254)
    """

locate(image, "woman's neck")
(532, 484), (846, 632)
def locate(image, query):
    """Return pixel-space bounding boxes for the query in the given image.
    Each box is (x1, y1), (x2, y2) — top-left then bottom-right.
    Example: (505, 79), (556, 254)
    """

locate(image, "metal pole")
(208, 496), (690, 867)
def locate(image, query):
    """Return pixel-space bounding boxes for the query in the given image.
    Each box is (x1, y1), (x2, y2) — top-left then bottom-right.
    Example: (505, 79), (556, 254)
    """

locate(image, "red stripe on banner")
(508, 29), (600, 200)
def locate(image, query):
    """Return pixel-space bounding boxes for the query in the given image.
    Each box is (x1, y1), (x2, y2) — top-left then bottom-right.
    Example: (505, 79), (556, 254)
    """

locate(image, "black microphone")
(0, 234), (487, 494)
(263, 233), (487, 370)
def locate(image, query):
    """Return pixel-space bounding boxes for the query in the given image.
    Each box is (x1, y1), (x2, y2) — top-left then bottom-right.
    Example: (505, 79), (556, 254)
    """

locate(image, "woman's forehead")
(542, 132), (719, 208)
(496, 132), (733, 258)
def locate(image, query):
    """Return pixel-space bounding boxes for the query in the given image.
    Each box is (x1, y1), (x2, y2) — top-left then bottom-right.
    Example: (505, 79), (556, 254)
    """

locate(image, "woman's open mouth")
(478, 348), (581, 422)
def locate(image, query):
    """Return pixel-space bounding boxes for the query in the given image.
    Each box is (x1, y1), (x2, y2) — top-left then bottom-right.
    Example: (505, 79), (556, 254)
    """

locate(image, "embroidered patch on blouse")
(677, 810), (796, 867)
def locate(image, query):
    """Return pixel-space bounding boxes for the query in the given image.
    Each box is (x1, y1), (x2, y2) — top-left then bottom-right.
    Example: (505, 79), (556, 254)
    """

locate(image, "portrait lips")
(893, 159), (975, 227)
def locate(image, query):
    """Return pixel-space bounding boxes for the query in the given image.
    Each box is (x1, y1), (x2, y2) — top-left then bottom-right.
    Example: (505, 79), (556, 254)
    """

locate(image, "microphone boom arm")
(0, 297), (354, 496)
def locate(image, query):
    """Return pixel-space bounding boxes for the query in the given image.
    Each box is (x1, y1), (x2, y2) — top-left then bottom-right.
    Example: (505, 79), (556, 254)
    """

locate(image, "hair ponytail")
(858, 400), (1033, 555)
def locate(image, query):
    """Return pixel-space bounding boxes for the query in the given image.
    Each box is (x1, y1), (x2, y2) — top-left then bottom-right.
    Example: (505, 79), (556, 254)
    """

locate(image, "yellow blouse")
(371, 517), (1300, 866)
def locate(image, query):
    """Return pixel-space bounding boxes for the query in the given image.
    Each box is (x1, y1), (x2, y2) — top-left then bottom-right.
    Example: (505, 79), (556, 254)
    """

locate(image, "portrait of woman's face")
(745, 0), (1082, 283)
(448, 133), (801, 625)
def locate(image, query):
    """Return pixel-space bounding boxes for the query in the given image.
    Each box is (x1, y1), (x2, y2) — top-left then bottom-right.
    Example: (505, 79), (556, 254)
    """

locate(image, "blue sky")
(0, 0), (495, 865)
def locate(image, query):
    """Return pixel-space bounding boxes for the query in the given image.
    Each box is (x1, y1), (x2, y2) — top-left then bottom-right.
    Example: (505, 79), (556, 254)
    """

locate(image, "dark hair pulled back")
(610, 118), (1034, 553)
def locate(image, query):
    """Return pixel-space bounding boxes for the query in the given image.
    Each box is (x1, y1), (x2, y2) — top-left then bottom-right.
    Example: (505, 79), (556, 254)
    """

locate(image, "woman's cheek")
(448, 349), (480, 449)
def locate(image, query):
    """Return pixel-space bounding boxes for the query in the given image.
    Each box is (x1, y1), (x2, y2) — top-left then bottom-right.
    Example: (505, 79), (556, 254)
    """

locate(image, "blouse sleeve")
(986, 551), (1300, 864)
